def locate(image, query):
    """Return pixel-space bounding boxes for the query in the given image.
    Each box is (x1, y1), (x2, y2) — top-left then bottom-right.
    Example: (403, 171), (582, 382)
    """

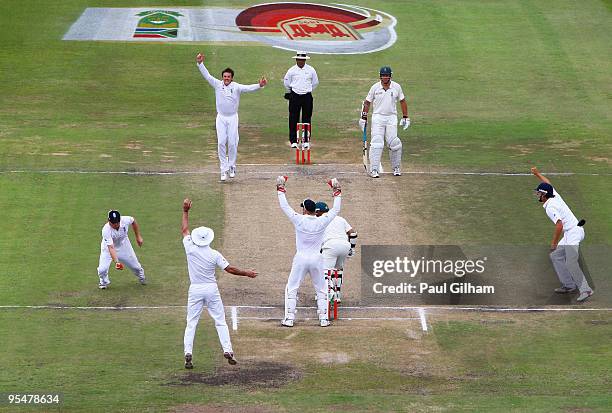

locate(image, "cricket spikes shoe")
(229, 166), (236, 178)
(220, 171), (227, 182)
(370, 169), (380, 178)
(281, 318), (294, 327)
(291, 142), (298, 148)
(320, 319), (331, 327)
(224, 352), (238, 365)
(98, 283), (108, 290)
(393, 167), (402, 176)
(302, 142), (310, 150)
(576, 290), (593, 303)
(184, 353), (193, 369)
(554, 286), (577, 294)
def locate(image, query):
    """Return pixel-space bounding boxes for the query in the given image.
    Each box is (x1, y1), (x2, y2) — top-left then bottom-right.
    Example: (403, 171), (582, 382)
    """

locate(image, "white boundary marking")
(0, 167), (609, 177)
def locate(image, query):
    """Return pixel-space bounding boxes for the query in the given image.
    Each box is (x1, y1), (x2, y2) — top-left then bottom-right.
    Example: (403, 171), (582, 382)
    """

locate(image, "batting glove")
(276, 175), (288, 192)
(327, 178), (341, 196)
(115, 262), (124, 270)
(399, 117), (411, 130)
(358, 118), (366, 130)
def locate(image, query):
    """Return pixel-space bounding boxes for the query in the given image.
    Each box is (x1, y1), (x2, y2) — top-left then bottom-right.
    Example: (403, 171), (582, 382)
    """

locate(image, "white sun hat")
(292, 52), (310, 60)
(191, 226), (214, 246)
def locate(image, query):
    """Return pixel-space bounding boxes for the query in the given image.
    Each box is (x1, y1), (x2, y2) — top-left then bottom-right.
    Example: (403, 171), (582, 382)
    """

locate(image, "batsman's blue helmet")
(535, 183), (555, 198)
(379, 66), (392, 76)
(315, 201), (329, 213)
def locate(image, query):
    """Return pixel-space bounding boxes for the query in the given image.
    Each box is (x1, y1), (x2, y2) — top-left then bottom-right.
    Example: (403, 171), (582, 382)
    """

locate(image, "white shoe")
(302, 142), (310, 150)
(229, 167), (236, 178)
(576, 290), (593, 302)
(281, 318), (294, 327)
(370, 169), (380, 178)
(320, 319), (330, 327)
(291, 143), (298, 148)
(98, 283), (107, 290)
(220, 172), (227, 181)
(393, 167), (402, 176)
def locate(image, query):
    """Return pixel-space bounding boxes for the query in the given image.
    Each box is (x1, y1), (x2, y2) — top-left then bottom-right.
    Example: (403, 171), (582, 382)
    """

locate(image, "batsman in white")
(359, 66), (411, 178)
(314, 201), (357, 303)
(276, 176), (342, 327)
(181, 198), (257, 369)
(196, 52), (267, 181)
(97, 210), (146, 289)
(531, 167), (593, 303)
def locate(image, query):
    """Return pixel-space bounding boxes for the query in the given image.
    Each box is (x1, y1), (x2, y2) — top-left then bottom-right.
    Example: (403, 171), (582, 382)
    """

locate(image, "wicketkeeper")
(276, 176), (342, 327)
(359, 66), (411, 178)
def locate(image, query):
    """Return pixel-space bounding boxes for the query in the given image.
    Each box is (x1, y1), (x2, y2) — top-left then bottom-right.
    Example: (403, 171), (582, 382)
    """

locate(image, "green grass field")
(1, 0), (611, 411)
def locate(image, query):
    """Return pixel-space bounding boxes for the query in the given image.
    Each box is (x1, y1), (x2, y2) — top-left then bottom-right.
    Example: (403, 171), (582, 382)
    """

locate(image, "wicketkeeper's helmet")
(379, 66), (392, 76)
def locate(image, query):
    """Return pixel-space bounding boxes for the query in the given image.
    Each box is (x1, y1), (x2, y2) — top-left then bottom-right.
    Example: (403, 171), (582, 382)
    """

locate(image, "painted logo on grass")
(133, 10), (182, 38)
(235, 3), (397, 53)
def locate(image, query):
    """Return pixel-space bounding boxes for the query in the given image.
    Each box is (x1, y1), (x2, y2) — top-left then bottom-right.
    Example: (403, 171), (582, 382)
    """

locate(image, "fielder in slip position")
(315, 201), (357, 302)
(531, 167), (593, 303)
(276, 176), (342, 327)
(181, 199), (257, 369)
(360, 66), (411, 178)
(97, 210), (146, 289)
(196, 52), (267, 181)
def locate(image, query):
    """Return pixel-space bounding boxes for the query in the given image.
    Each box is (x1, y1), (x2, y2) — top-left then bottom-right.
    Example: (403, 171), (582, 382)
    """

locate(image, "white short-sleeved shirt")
(183, 236), (229, 284)
(283, 64), (319, 95)
(322, 215), (352, 246)
(543, 189), (579, 231)
(365, 81), (405, 116)
(101, 216), (134, 248)
(197, 63), (262, 117)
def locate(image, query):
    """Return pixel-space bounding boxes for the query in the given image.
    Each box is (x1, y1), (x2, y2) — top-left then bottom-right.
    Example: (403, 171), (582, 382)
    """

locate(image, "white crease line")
(237, 316), (421, 321)
(418, 308), (428, 332)
(231, 306), (238, 331)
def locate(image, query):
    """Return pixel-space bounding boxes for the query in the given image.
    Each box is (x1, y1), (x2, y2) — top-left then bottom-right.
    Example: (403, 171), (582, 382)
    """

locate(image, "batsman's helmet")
(534, 183), (555, 198)
(108, 210), (121, 223)
(379, 66), (392, 76)
(315, 201), (329, 213)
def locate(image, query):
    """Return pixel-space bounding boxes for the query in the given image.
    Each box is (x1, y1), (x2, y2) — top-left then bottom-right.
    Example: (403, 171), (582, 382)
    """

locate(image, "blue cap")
(535, 183), (555, 198)
(300, 199), (316, 212)
(108, 210), (121, 223)
(315, 201), (329, 213)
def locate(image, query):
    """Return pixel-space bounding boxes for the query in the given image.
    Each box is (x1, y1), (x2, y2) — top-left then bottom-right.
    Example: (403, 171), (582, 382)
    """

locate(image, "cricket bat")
(362, 119), (369, 172)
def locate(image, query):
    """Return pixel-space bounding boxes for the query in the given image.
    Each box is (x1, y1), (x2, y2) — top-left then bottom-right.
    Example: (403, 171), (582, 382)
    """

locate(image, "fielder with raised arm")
(531, 167), (593, 302)
(196, 52), (267, 181)
(181, 199), (257, 369)
(97, 210), (146, 289)
(359, 66), (411, 178)
(276, 176), (342, 327)
(314, 202), (357, 303)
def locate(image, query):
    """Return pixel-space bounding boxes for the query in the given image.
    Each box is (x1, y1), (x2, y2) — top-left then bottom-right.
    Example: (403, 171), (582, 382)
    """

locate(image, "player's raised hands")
(196, 53), (204, 64)
(259, 76), (267, 87)
(276, 176), (288, 192)
(183, 198), (192, 212)
(327, 178), (341, 196)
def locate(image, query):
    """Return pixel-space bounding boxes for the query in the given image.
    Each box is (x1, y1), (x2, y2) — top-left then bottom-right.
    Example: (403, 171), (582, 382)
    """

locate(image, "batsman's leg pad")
(369, 141), (384, 173)
(388, 136), (402, 168)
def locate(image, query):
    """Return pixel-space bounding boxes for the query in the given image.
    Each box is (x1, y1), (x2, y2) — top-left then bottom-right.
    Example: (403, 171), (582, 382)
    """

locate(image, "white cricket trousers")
(183, 283), (232, 355)
(285, 252), (328, 321)
(370, 114), (402, 170)
(549, 226), (591, 293)
(216, 113), (239, 173)
(97, 241), (145, 284)
(322, 240), (351, 270)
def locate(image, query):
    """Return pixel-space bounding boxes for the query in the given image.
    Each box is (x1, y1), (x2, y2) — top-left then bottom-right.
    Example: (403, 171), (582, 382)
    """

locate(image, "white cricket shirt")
(278, 193), (341, 254)
(322, 215), (352, 246)
(283, 64), (319, 95)
(183, 236), (230, 284)
(101, 216), (134, 248)
(197, 62), (262, 117)
(365, 80), (405, 116)
(542, 189), (579, 231)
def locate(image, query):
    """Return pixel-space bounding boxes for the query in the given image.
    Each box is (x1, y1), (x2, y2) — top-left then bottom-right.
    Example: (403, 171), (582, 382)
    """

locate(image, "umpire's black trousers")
(288, 91), (313, 144)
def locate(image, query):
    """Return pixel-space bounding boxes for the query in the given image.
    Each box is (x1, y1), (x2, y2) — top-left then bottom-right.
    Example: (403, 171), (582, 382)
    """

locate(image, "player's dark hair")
(221, 67), (234, 78)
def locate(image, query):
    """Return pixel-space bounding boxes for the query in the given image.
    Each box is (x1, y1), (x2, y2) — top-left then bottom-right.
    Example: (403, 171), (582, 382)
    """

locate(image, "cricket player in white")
(196, 52), (267, 181)
(314, 202), (357, 302)
(97, 210), (146, 289)
(531, 167), (593, 303)
(181, 198), (257, 369)
(276, 176), (342, 327)
(359, 66), (411, 178)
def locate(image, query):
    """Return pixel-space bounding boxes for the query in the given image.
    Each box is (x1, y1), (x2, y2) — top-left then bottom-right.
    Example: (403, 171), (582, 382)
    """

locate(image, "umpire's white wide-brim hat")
(292, 52), (310, 60)
(191, 226), (214, 247)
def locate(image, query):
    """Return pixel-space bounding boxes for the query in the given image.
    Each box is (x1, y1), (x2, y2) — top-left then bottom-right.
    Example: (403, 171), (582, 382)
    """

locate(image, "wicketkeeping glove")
(276, 175), (288, 192)
(399, 117), (411, 130)
(327, 178), (341, 196)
